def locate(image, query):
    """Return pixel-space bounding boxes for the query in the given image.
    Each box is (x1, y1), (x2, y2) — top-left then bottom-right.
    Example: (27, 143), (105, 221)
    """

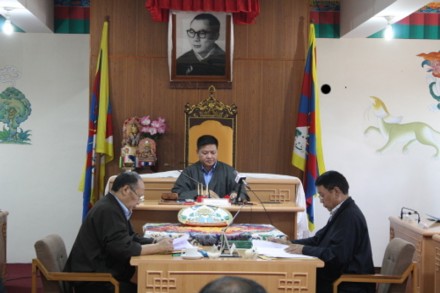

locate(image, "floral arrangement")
(139, 115), (167, 140)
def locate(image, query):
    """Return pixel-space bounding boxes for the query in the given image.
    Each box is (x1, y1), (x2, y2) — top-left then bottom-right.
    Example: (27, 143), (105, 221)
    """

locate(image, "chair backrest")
(377, 237), (415, 293)
(184, 85), (237, 167)
(34, 234), (68, 293)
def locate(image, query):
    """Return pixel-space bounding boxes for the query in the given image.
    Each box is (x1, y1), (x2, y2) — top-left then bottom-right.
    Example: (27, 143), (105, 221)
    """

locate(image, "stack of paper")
(252, 240), (313, 259)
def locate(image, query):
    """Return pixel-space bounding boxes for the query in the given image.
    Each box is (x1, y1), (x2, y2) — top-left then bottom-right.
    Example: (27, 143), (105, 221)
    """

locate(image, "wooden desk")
(106, 173), (301, 203)
(389, 216), (440, 293)
(132, 200), (303, 239)
(434, 234), (440, 293)
(131, 254), (324, 293)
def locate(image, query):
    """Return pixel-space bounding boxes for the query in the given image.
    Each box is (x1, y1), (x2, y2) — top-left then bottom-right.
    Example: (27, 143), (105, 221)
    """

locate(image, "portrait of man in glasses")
(176, 13), (226, 76)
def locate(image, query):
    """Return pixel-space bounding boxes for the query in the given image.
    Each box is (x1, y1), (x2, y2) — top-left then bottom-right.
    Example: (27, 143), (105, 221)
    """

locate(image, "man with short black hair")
(176, 13), (226, 76)
(199, 276), (267, 293)
(271, 170), (375, 293)
(172, 135), (248, 202)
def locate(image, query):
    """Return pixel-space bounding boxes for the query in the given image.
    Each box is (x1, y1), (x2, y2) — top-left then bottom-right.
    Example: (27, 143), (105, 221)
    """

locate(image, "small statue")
(136, 137), (157, 163)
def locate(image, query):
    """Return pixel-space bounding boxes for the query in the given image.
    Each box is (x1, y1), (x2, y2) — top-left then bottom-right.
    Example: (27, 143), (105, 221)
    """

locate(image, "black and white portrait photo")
(170, 11), (232, 83)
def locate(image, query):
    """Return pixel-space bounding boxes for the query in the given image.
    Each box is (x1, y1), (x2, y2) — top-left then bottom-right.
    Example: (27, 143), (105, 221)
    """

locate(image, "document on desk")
(252, 240), (313, 259)
(173, 234), (195, 250)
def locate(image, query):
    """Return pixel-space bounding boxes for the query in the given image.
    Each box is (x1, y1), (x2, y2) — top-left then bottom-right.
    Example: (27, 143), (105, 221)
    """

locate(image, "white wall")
(315, 38), (440, 264)
(0, 33), (89, 262)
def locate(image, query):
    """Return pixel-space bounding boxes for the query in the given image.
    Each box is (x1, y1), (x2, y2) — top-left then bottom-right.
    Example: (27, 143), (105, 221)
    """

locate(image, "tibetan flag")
(292, 23), (326, 232)
(78, 19), (114, 221)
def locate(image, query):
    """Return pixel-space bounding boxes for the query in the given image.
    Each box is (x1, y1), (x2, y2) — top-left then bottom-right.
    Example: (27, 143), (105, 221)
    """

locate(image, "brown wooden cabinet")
(434, 234), (440, 293)
(389, 216), (440, 293)
(0, 210), (8, 282)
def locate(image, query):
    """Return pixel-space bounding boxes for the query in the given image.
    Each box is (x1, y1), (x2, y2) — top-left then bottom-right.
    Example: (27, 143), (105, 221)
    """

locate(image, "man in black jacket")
(272, 170), (375, 293)
(65, 171), (173, 293)
(172, 135), (248, 202)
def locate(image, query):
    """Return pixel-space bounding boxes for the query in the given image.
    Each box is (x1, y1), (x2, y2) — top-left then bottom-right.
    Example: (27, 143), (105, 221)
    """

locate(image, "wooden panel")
(132, 254), (323, 293)
(389, 216), (440, 293)
(0, 211), (7, 280)
(434, 234), (440, 293)
(90, 0), (308, 179)
(106, 176), (299, 204)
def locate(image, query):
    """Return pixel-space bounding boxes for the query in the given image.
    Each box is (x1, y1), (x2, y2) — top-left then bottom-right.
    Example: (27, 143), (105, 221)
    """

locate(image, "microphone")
(400, 207), (420, 223)
(219, 203), (246, 255)
(233, 172), (251, 204)
(178, 170), (210, 198)
(235, 173), (249, 188)
(233, 172), (274, 227)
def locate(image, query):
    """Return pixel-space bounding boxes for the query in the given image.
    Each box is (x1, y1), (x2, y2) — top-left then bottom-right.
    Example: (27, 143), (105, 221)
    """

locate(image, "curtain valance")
(145, 0), (260, 24)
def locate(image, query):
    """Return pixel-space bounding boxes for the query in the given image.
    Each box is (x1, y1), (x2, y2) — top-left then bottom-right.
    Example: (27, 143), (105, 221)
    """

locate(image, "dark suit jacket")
(172, 161), (248, 201)
(176, 44), (225, 76)
(293, 197), (375, 293)
(64, 193), (143, 282)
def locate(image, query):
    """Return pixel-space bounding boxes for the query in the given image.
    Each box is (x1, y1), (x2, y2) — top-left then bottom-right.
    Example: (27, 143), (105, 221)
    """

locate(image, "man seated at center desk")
(172, 135), (249, 202)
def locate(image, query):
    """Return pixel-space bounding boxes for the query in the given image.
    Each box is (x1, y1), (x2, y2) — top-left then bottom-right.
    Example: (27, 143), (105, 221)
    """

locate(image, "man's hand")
(155, 238), (174, 254)
(208, 190), (219, 198)
(285, 244), (304, 254)
(267, 237), (291, 245)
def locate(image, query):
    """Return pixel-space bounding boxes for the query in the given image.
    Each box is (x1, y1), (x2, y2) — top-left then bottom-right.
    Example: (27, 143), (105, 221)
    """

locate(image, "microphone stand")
(220, 203), (245, 255)
(233, 180), (244, 205)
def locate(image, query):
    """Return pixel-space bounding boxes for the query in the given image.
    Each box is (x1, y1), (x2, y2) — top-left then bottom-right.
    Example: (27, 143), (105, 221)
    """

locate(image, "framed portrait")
(169, 11), (233, 89)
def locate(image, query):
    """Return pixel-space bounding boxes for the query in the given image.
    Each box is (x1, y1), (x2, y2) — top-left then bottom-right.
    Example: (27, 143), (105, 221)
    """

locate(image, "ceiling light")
(383, 16), (394, 40)
(2, 7), (14, 35)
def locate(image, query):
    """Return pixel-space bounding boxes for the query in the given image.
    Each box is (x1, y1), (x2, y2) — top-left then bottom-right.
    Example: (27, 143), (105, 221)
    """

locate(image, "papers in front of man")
(426, 213), (440, 222)
(251, 240), (314, 259)
(172, 234), (194, 251)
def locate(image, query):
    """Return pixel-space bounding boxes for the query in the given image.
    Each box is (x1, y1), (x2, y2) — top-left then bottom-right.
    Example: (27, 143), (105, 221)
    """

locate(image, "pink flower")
(140, 116), (151, 126)
(137, 115), (167, 139)
(148, 127), (158, 136)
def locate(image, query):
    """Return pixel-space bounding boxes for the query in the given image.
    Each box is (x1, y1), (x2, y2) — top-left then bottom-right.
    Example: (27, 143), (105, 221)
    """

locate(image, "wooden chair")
(184, 85), (237, 167)
(333, 237), (417, 293)
(31, 234), (119, 293)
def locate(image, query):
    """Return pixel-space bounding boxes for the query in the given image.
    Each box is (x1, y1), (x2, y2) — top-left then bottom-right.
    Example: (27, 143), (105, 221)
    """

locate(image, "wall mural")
(418, 51), (440, 110)
(0, 66), (32, 144)
(364, 96), (440, 157)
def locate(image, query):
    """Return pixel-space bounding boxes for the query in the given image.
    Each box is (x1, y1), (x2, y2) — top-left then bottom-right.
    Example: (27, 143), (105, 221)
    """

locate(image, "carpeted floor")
(3, 263), (42, 293)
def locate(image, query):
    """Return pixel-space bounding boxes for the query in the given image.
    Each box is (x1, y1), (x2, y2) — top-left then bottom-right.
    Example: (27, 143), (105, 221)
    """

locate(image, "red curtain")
(145, 0), (260, 24)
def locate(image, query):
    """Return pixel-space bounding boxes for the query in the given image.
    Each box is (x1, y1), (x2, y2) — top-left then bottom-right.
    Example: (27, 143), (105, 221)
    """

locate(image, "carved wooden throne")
(184, 85), (237, 167)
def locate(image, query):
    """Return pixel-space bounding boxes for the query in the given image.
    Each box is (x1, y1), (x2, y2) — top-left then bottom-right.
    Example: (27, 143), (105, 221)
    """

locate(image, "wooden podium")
(434, 234), (440, 293)
(389, 216), (440, 293)
(131, 254), (324, 293)
(131, 200), (302, 239)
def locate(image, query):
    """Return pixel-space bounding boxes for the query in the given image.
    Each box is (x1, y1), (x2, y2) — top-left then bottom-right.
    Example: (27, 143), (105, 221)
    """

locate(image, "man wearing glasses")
(65, 171), (173, 293)
(269, 171), (375, 293)
(176, 13), (226, 76)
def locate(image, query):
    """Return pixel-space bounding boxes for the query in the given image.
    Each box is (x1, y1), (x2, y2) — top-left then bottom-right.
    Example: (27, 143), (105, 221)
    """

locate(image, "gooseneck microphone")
(233, 172), (274, 227)
(234, 172), (251, 203)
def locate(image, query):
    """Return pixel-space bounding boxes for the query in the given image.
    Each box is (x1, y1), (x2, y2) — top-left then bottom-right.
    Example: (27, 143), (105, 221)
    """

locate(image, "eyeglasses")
(129, 187), (144, 202)
(186, 29), (211, 39)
